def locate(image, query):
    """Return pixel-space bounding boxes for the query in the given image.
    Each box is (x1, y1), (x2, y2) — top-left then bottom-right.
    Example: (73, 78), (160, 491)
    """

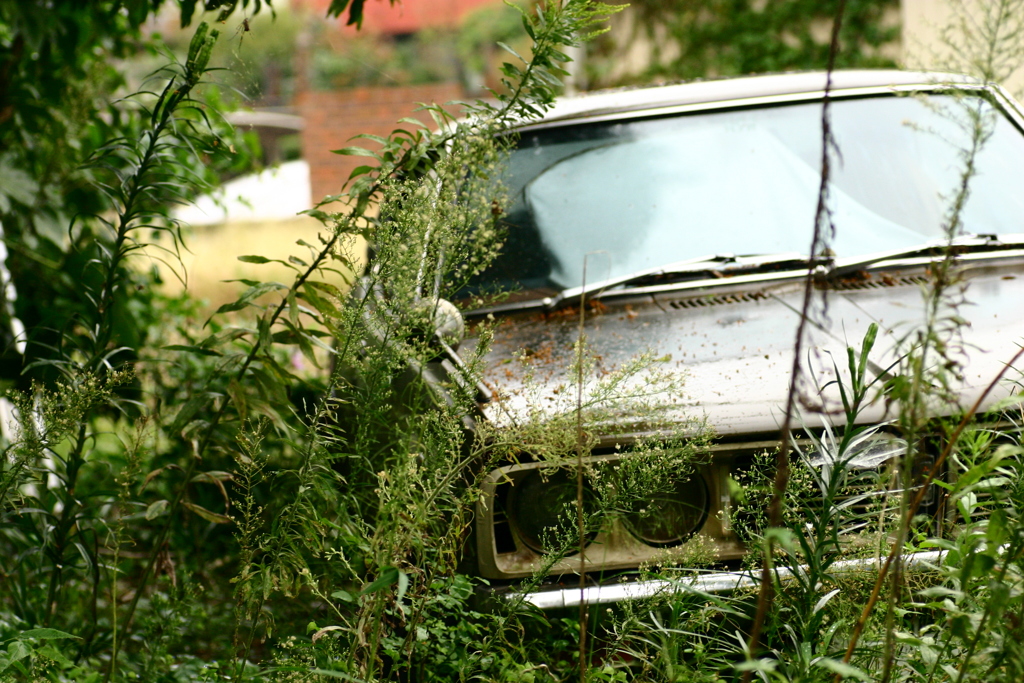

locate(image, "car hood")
(467, 263), (1024, 438)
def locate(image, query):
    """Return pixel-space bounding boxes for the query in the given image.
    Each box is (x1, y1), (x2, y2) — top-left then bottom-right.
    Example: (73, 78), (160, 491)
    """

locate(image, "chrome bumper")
(509, 550), (946, 610)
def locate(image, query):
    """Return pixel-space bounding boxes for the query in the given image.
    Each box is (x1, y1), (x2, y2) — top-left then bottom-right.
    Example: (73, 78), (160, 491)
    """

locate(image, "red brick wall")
(295, 0), (502, 34)
(298, 83), (465, 206)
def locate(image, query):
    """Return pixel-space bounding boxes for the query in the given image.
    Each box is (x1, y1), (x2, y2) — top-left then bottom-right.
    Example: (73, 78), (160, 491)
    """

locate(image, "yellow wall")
(147, 215), (365, 309)
(902, 0), (1024, 96)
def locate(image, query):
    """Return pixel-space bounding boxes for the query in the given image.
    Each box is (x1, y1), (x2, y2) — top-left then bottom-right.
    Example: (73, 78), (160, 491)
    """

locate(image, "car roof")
(525, 70), (980, 128)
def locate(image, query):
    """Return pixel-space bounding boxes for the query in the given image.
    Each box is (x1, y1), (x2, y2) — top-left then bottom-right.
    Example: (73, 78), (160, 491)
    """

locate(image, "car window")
(469, 93), (1024, 296)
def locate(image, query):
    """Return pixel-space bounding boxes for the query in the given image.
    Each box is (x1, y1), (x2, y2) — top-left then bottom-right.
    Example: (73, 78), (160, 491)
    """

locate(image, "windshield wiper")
(544, 252), (819, 310)
(480, 234), (1024, 315)
(829, 233), (1024, 277)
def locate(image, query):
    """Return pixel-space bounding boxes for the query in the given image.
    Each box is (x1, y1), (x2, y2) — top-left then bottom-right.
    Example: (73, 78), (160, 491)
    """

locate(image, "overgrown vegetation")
(5, 0), (1024, 681)
(0, 0), (632, 679)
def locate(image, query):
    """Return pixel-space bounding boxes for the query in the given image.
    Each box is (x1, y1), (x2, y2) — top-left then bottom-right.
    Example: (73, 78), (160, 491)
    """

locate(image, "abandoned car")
(371, 70), (1024, 605)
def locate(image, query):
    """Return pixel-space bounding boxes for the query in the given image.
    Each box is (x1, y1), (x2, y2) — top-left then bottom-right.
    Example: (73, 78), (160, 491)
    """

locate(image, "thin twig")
(577, 256), (589, 683)
(740, 2), (846, 677)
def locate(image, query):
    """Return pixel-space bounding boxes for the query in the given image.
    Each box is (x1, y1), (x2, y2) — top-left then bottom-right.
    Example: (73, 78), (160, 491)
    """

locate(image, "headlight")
(476, 452), (742, 580)
(509, 469), (597, 554)
(623, 473), (709, 547)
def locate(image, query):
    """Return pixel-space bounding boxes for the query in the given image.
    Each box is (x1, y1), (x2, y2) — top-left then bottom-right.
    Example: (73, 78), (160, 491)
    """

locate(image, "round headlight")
(509, 469), (597, 554)
(624, 474), (709, 547)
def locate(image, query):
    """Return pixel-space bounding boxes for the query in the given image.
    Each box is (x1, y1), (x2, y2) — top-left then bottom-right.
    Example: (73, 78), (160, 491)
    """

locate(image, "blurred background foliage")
(126, 0), (900, 105)
(601, 0), (899, 85)
(0, 1), (270, 392)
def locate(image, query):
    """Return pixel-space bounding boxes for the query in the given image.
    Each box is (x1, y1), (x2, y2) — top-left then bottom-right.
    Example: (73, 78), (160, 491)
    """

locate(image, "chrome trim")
(511, 550), (947, 609)
(511, 70), (977, 127)
(512, 82), (987, 133)
(590, 268), (808, 300)
(467, 247), (1024, 317)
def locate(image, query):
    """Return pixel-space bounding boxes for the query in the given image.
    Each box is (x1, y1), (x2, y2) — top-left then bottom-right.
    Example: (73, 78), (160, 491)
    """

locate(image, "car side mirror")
(429, 298), (465, 350)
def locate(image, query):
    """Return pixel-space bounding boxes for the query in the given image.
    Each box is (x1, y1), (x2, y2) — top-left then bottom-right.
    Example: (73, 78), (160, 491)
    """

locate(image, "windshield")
(470, 93), (1024, 296)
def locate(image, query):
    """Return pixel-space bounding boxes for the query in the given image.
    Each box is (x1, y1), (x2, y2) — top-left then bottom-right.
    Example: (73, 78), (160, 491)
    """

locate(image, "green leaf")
(5, 640), (30, 664)
(145, 500), (170, 520)
(257, 314), (273, 352)
(201, 327), (253, 347)
(17, 628), (80, 641)
(725, 475), (746, 504)
(331, 590), (355, 603)
(179, 0), (198, 26)
(497, 41), (525, 61)
(956, 453), (1006, 491)
(143, 466), (168, 491)
(815, 658), (871, 681)
(310, 670), (364, 682)
(735, 658), (776, 673)
(186, 21), (209, 68)
(170, 395), (210, 435)
(214, 281), (288, 315)
(305, 280), (345, 299)
(300, 283), (337, 317)
(332, 146), (379, 158)
(361, 567), (400, 595)
(351, 133), (390, 145)
(35, 644), (73, 668)
(162, 344), (222, 357)
(182, 502), (232, 525)
(215, 300), (250, 314)
(311, 625), (344, 643)
(250, 365), (291, 408)
(987, 507), (1009, 545)
(288, 289), (299, 327)
(346, 164), (375, 181)
(226, 377), (248, 422)
(813, 588), (841, 614)
(396, 117), (427, 128)
(238, 255), (272, 264)
(763, 527), (796, 552)
(192, 471), (232, 509)
(0, 156), (39, 212)
(191, 471), (233, 483)
(345, 0), (366, 26)
(326, 0), (353, 18)
(271, 329), (301, 345)
(301, 209), (333, 222)
(521, 13), (536, 39)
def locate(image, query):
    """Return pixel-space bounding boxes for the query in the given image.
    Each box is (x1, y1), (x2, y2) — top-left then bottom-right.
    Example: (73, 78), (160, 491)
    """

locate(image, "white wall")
(902, 0), (1024, 96)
